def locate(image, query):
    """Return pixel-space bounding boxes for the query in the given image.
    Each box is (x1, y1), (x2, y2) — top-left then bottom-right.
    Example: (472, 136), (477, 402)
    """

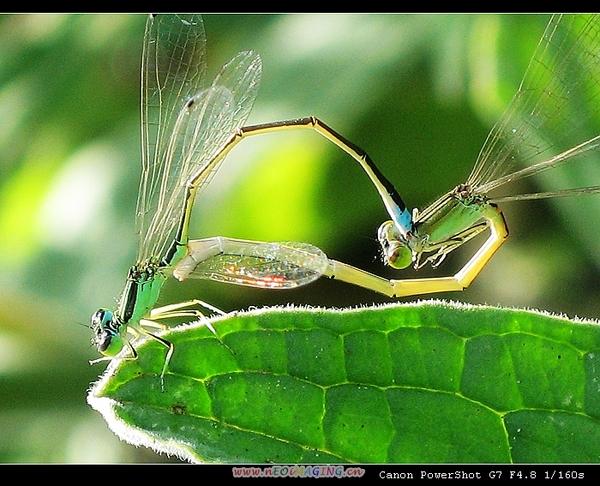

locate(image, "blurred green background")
(1, 13), (599, 463)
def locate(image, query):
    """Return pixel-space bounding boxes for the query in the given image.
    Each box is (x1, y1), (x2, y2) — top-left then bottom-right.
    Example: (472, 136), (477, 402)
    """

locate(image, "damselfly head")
(90, 309), (123, 356)
(377, 220), (414, 269)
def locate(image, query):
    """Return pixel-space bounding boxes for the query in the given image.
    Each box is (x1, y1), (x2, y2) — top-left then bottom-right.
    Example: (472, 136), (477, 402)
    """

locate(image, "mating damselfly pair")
(91, 14), (600, 378)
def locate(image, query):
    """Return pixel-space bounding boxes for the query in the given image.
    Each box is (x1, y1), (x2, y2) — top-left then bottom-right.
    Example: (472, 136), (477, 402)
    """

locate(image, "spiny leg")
(136, 321), (174, 391)
(151, 310), (218, 335)
(136, 312), (228, 391)
(89, 340), (138, 365)
(138, 319), (168, 330)
(149, 299), (226, 317)
(421, 221), (489, 268)
(89, 356), (114, 365)
(149, 301), (221, 335)
(147, 310), (234, 364)
(147, 299), (231, 352)
(150, 311), (204, 320)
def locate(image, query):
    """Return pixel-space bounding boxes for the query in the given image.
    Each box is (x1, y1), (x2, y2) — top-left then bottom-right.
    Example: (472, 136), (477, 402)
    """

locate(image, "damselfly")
(91, 14), (600, 378)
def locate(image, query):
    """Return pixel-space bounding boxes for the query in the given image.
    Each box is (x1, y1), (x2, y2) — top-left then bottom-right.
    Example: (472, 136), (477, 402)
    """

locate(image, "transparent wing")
(467, 15), (600, 194)
(489, 184), (600, 203)
(137, 14), (206, 258)
(173, 239), (330, 289)
(136, 14), (262, 262)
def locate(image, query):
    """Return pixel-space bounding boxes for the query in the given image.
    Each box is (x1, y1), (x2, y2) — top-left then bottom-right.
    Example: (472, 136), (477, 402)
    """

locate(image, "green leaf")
(87, 301), (600, 463)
